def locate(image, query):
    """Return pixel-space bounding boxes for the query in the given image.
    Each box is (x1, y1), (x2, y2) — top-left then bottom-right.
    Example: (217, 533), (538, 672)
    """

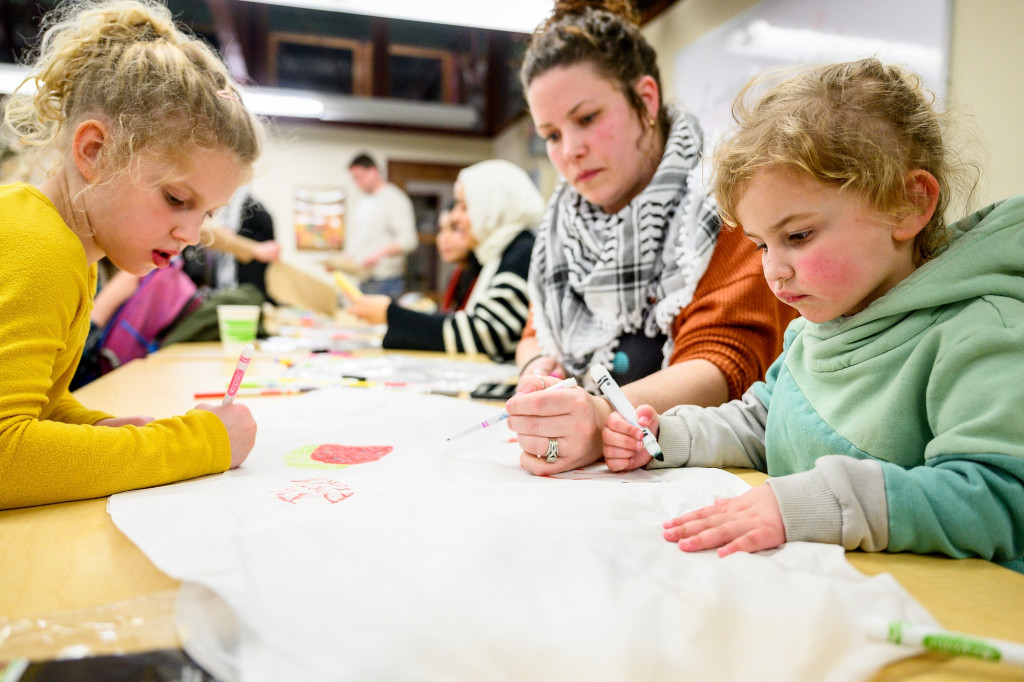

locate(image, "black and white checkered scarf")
(528, 107), (721, 379)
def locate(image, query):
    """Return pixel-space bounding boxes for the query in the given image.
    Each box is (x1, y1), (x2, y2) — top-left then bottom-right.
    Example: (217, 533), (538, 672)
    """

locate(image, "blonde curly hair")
(712, 58), (979, 264)
(2, 0), (262, 183)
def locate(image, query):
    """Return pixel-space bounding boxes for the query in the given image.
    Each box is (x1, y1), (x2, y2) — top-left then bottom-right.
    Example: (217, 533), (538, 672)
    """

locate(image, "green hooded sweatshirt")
(656, 196), (1024, 570)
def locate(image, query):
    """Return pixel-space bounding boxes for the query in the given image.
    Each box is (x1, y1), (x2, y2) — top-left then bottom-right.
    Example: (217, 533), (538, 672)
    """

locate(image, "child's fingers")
(602, 419), (653, 472)
(635, 405), (659, 433)
(676, 527), (730, 552)
(605, 450), (652, 472)
(716, 526), (779, 557)
(663, 498), (725, 531)
(663, 486), (785, 554)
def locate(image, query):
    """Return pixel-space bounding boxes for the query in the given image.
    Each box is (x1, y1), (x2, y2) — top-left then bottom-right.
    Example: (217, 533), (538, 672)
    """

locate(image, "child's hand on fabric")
(195, 402), (257, 468)
(602, 405), (658, 472)
(663, 484), (785, 557)
(95, 416), (155, 427)
(346, 294), (391, 324)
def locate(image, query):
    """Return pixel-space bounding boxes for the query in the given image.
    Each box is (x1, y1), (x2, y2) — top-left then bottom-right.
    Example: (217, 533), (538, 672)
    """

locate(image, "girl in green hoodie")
(602, 58), (1024, 571)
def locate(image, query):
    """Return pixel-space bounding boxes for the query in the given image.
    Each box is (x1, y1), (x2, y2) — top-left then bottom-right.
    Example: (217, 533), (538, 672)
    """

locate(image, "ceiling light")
(239, 88), (325, 118)
(236, 0), (551, 33)
(0, 67), (476, 130)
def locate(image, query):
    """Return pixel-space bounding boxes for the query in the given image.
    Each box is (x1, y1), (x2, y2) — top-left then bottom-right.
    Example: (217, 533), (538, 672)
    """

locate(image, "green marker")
(864, 618), (1024, 666)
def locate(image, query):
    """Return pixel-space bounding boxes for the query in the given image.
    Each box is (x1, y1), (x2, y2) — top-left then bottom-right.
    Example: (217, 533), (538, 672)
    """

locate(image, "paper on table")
(109, 388), (935, 682)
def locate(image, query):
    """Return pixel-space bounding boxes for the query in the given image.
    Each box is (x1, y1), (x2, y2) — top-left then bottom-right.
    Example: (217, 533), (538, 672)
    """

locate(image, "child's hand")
(663, 484), (785, 557)
(94, 416), (155, 427)
(602, 405), (658, 472)
(196, 402), (257, 468)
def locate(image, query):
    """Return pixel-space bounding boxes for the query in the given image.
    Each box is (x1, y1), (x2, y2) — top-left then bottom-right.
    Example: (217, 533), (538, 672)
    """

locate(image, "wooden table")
(2, 344), (1023, 681)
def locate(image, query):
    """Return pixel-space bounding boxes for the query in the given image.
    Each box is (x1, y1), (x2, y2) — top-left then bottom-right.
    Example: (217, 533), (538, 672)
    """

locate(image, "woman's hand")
(663, 484), (785, 557)
(195, 402), (257, 468)
(517, 354), (567, 380)
(602, 405), (658, 472)
(505, 375), (607, 475)
(346, 294), (391, 324)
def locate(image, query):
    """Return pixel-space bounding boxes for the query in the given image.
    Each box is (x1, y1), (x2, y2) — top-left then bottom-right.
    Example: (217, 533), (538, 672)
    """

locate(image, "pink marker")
(222, 344), (255, 405)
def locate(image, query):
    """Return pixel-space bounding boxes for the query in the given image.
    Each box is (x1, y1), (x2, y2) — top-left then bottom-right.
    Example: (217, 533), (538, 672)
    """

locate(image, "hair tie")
(216, 89), (241, 103)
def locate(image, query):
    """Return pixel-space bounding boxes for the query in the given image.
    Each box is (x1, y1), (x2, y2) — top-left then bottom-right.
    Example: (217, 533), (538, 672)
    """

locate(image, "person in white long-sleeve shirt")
(342, 153), (418, 298)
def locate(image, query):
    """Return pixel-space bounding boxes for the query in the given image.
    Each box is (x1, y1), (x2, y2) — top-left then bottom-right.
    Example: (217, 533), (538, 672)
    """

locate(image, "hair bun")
(546, 0), (639, 28)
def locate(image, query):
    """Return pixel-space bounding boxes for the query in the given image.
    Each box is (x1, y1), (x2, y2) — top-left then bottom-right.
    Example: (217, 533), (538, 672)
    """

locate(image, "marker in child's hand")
(589, 364), (663, 461)
(445, 377), (578, 441)
(222, 343), (255, 405)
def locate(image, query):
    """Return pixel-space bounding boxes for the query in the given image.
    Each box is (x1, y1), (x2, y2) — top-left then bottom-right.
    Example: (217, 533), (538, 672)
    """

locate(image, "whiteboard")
(674, 0), (951, 144)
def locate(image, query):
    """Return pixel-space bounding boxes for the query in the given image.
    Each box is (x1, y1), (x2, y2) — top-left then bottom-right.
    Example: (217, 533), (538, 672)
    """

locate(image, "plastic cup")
(216, 305), (260, 355)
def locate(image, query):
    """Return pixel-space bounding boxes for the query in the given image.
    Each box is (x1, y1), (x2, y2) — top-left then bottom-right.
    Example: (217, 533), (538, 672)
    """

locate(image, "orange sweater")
(522, 225), (797, 400)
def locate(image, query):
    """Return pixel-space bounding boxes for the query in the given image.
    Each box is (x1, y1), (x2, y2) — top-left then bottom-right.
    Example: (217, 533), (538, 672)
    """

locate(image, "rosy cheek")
(796, 252), (851, 293)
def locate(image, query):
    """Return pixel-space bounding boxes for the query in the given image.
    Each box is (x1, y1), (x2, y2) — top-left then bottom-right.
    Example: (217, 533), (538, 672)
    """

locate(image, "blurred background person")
(347, 159), (542, 361)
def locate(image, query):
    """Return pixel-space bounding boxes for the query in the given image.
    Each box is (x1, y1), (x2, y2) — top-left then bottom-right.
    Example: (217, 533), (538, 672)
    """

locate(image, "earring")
(648, 118), (656, 128)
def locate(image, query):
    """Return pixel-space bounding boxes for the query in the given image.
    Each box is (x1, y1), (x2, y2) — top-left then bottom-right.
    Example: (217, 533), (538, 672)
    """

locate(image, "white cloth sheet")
(108, 388), (935, 681)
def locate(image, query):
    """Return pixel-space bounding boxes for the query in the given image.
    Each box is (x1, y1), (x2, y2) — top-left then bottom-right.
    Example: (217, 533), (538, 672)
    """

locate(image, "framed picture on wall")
(293, 186), (346, 250)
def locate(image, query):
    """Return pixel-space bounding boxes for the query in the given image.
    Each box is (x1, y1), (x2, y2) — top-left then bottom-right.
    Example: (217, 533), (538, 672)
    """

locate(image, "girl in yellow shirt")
(0, 0), (264, 509)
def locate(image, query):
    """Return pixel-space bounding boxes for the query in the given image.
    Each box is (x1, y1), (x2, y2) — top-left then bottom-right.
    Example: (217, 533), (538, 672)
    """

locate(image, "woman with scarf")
(506, 0), (796, 474)
(347, 159), (543, 361)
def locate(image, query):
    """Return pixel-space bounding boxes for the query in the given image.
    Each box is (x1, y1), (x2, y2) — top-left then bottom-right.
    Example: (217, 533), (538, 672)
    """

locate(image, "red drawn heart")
(310, 444), (393, 465)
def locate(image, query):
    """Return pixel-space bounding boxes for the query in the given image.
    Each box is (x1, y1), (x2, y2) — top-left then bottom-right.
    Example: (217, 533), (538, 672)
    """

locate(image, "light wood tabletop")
(2, 343), (1022, 681)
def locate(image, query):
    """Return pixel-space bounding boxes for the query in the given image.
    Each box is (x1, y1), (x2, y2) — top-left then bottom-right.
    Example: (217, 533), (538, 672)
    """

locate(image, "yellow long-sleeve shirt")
(0, 183), (230, 510)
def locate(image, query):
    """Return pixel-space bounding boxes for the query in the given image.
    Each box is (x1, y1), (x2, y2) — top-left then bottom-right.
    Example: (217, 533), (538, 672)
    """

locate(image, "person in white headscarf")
(347, 159), (544, 361)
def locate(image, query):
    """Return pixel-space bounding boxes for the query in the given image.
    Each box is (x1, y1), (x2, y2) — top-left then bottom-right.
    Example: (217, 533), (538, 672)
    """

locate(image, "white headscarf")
(457, 160), (545, 310)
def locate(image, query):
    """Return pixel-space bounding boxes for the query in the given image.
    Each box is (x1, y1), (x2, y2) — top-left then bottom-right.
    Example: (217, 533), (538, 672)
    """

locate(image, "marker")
(864, 618), (1024, 666)
(195, 386), (314, 400)
(222, 343), (255, 405)
(589, 364), (664, 461)
(445, 377), (578, 441)
(332, 270), (363, 300)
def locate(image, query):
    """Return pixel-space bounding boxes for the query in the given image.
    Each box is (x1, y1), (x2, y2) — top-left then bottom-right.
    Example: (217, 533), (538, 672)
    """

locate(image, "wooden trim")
(266, 32), (364, 87)
(388, 44), (456, 104)
(370, 18), (390, 98)
(639, 0), (680, 25)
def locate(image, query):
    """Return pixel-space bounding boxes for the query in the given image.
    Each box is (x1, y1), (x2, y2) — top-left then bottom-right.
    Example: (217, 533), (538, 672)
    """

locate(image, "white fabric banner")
(108, 387), (934, 681)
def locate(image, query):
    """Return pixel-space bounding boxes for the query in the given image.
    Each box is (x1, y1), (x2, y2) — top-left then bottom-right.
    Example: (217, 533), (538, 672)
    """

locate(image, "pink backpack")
(97, 259), (204, 373)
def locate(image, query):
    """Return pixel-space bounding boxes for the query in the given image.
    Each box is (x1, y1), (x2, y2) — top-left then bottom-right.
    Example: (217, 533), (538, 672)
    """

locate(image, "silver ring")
(544, 438), (559, 463)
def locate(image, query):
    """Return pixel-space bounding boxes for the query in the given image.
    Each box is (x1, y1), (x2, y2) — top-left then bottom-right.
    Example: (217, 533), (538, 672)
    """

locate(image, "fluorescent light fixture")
(0, 66), (477, 129)
(238, 85), (478, 129)
(236, 0), (551, 33)
(317, 91), (478, 129)
(239, 88), (325, 117)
